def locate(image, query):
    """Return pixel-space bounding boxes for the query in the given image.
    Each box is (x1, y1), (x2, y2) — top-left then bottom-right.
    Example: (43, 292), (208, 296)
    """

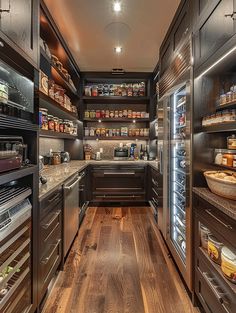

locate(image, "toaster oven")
(0, 136), (29, 173)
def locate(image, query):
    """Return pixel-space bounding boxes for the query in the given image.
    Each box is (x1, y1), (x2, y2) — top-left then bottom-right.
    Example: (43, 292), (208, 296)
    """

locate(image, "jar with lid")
(101, 110), (105, 118)
(54, 117), (60, 132)
(227, 135), (236, 150)
(233, 155), (236, 168)
(119, 110), (123, 118)
(110, 111), (114, 118)
(144, 128), (149, 137)
(69, 121), (74, 134)
(90, 110), (96, 119)
(48, 115), (55, 131)
(116, 129), (120, 136)
(96, 128), (101, 137)
(135, 129), (140, 136)
(96, 110), (101, 119)
(200, 224), (211, 250)
(221, 247), (236, 284)
(105, 110), (110, 118)
(89, 127), (95, 137)
(220, 94), (227, 105)
(84, 110), (90, 119)
(64, 120), (70, 133)
(112, 129), (116, 136)
(40, 108), (48, 130)
(208, 235), (224, 264)
(139, 129), (144, 136)
(115, 110), (119, 118)
(226, 91), (233, 103)
(59, 120), (64, 132)
(101, 128), (106, 137)
(128, 110), (132, 118)
(136, 112), (141, 119)
(128, 129), (132, 137)
(123, 110), (128, 118)
(109, 129), (113, 137)
(141, 111), (146, 118)
(91, 85), (98, 97)
(132, 111), (137, 119)
(85, 127), (89, 137)
(222, 153), (234, 167)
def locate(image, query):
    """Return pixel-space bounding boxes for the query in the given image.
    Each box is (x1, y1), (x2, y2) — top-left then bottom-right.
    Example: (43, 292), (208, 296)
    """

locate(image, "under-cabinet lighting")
(197, 46), (236, 78)
(113, 2), (121, 12)
(133, 120), (136, 123)
(98, 119), (102, 123)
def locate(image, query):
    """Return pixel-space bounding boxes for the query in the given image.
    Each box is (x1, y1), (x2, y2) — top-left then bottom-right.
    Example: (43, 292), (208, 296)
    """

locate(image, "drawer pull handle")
(202, 272), (230, 312)
(42, 211), (60, 230)
(205, 209), (233, 230)
(48, 194), (60, 203)
(152, 179), (158, 187)
(41, 239), (61, 265)
(104, 172), (135, 175)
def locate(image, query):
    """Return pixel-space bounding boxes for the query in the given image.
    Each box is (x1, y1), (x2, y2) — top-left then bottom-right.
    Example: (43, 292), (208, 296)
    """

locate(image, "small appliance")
(61, 151), (70, 163)
(114, 144), (129, 160)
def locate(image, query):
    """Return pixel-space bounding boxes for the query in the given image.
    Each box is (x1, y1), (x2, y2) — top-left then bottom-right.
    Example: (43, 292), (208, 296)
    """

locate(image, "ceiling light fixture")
(113, 2), (121, 12)
(114, 46), (122, 54)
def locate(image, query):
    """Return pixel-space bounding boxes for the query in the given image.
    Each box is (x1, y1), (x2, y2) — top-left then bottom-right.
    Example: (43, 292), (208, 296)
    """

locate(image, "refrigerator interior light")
(196, 45), (236, 78)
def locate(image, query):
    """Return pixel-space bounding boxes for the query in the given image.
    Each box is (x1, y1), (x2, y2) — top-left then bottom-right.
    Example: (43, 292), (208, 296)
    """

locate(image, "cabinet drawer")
(94, 193), (145, 202)
(195, 197), (236, 247)
(39, 188), (63, 220)
(40, 212), (61, 252)
(195, 252), (236, 313)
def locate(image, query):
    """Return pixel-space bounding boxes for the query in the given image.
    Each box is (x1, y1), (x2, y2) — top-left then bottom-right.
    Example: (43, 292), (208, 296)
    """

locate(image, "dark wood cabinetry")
(193, 194), (236, 313)
(193, 0), (236, 70)
(90, 164), (147, 203)
(159, 0), (191, 76)
(149, 167), (162, 222)
(0, 0), (39, 67)
(38, 188), (63, 304)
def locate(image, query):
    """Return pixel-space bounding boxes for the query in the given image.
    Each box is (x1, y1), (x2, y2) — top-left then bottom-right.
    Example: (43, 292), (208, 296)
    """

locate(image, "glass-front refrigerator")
(166, 82), (192, 290)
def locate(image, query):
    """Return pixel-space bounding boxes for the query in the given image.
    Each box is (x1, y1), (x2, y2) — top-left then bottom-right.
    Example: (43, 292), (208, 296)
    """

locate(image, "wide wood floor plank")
(43, 207), (198, 313)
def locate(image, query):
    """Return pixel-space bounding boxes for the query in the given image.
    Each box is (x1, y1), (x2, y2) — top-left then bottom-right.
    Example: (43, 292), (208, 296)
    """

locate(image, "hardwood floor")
(42, 207), (198, 313)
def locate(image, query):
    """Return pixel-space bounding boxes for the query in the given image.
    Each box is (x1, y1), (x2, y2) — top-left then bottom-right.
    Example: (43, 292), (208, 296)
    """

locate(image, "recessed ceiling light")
(114, 46), (122, 53)
(113, 2), (121, 12)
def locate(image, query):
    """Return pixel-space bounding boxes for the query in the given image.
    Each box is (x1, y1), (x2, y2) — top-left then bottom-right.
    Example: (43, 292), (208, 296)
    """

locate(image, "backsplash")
(84, 140), (148, 160)
(39, 138), (64, 156)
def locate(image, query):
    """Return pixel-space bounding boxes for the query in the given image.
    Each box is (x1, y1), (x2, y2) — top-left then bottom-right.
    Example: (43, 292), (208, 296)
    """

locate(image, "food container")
(227, 135), (236, 150)
(84, 110), (90, 119)
(54, 85), (65, 105)
(200, 224), (211, 250)
(115, 110), (119, 118)
(52, 152), (61, 165)
(91, 85), (98, 97)
(221, 247), (236, 284)
(89, 127), (95, 137)
(208, 235), (223, 264)
(84, 86), (91, 97)
(222, 153), (234, 167)
(39, 70), (48, 95)
(39, 108), (48, 130)
(48, 80), (55, 99)
(48, 115), (54, 131)
(85, 127), (89, 137)
(123, 110), (128, 118)
(204, 171), (236, 200)
(233, 155), (236, 168)
(59, 119), (64, 132)
(0, 79), (9, 104)
(56, 61), (63, 71)
(128, 110), (132, 118)
(51, 55), (59, 66)
(96, 110), (101, 118)
(101, 110), (105, 118)
(110, 111), (114, 118)
(64, 120), (70, 134)
(105, 110), (110, 118)
(54, 117), (60, 132)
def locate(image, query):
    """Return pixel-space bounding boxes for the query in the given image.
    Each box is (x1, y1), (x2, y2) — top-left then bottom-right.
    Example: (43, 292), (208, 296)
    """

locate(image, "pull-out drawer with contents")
(38, 187), (63, 303)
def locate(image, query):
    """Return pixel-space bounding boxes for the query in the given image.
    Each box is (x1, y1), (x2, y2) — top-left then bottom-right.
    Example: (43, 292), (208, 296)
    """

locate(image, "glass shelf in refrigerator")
(169, 86), (189, 264)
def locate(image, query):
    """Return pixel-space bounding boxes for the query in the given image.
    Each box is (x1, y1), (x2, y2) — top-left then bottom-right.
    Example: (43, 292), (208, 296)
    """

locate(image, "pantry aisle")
(42, 207), (198, 313)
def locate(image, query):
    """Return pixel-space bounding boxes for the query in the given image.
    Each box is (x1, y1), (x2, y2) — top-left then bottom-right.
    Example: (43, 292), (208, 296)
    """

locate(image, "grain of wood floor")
(42, 207), (198, 313)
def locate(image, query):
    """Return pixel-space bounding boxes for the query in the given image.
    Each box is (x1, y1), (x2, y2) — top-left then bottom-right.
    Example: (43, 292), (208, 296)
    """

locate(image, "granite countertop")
(39, 160), (159, 201)
(193, 187), (236, 221)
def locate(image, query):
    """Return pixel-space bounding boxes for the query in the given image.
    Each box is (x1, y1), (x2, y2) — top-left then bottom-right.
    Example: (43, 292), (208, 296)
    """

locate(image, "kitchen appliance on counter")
(0, 136), (29, 173)
(114, 144), (129, 160)
(61, 151), (70, 163)
(39, 155), (47, 184)
(63, 174), (80, 258)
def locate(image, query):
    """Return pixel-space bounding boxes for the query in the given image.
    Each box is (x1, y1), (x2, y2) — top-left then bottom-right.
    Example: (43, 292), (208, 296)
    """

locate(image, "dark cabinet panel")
(91, 165), (147, 202)
(194, 0), (236, 69)
(0, 0), (39, 66)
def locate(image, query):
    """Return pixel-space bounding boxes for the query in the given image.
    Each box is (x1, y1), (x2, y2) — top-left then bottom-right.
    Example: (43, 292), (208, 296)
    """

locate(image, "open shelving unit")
(39, 129), (78, 140)
(84, 136), (149, 141)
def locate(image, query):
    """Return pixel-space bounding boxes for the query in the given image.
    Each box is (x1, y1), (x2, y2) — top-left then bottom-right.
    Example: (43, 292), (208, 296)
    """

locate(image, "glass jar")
(226, 91), (233, 103)
(59, 120), (64, 132)
(48, 115), (55, 131)
(222, 153), (234, 167)
(208, 235), (224, 264)
(128, 110), (132, 118)
(220, 94), (227, 105)
(64, 120), (70, 133)
(54, 117), (60, 132)
(96, 128), (101, 137)
(132, 111), (137, 119)
(90, 110), (96, 119)
(85, 127), (89, 137)
(140, 129), (144, 136)
(69, 121), (74, 134)
(109, 129), (113, 137)
(141, 111), (146, 118)
(221, 247), (236, 284)
(105, 110), (110, 118)
(144, 128), (149, 137)
(136, 112), (141, 119)
(233, 155), (236, 168)
(135, 129), (140, 136)
(39, 108), (48, 130)
(115, 110), (119, 118)
(128, 129), (132, 137)
(90, 127), (95, 137)
(123, 110), (128, 118)
(91, 85), (98, 97)
(119, 110), (123, 118)
(110, 111), (114, 118)
(96, 110), (101, 119)
(200, 224), (211, 250)
(227, 135), (236, 150)
(101, 110), (105, 118)
(101, 128), (106, 137)
(84, 110), (90, 119)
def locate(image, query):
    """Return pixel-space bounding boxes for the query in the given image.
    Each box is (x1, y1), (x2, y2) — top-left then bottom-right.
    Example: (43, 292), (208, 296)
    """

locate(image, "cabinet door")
(0, 0), (39, 66)
(194, 0), (236, 69)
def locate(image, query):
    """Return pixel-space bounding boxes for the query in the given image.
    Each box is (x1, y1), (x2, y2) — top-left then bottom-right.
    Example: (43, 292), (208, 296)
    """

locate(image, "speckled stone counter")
(39, 160), (159, 201)
(193, 187), (236, 221)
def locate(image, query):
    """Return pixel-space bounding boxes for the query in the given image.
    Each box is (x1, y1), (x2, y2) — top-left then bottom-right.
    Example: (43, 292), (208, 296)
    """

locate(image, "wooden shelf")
(213, 163), (236, 171)
(199, 247), (236, 294)
(216, 101), (236, 111)
(201, 123), (236, 133)
(84, 136), (149, 141)
(51, 65), (78, 97)
(39, 130), (78, 139)
(39, 91), (79, 121)
(83, 118), (150, 123)
(82, 96), (150, 104)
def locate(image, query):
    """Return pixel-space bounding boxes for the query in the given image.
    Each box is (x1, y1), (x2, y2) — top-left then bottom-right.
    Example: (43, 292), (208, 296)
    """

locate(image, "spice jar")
(101, 110), (105, 118)
(64, 120), (70, 133)
(115, 110), (119, 118)
(84, 110), (90, 119)
(227, 135), (236, 149)
(119, 111), (123, 118)
(96, 110), (101, 118)
(101, 128), (106, 137)
(221, 247), (236, 284)
(96, 128), (101, 137)
(200, 224), (211, 250)
(208, 235), (224, 264)
(132, 111), (137, 119)
(54, 117), (60, 132)
(59, 120), (64, 132)
(48, 115), (55, 131)
(85, 127), (89, 137)
(222, 153), (234, 167)
(40, 108), (48, 130)
(128, 110), (132, 118)
(105, 110), (110, 118)
(110, 111), (114, 118)
(91, 85), (98, 97)
(136, 112), (141, 119)
(220, 94), (227, 105)
(123, 110), (128, 118)
(90, 110), (96, 119)
(226, 91), (233, 103)
(89, 127), (95, 137)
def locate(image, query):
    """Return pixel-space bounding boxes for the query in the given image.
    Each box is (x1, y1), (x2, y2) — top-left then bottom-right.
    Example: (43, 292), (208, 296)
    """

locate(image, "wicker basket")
(204, 171), (236, 200)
